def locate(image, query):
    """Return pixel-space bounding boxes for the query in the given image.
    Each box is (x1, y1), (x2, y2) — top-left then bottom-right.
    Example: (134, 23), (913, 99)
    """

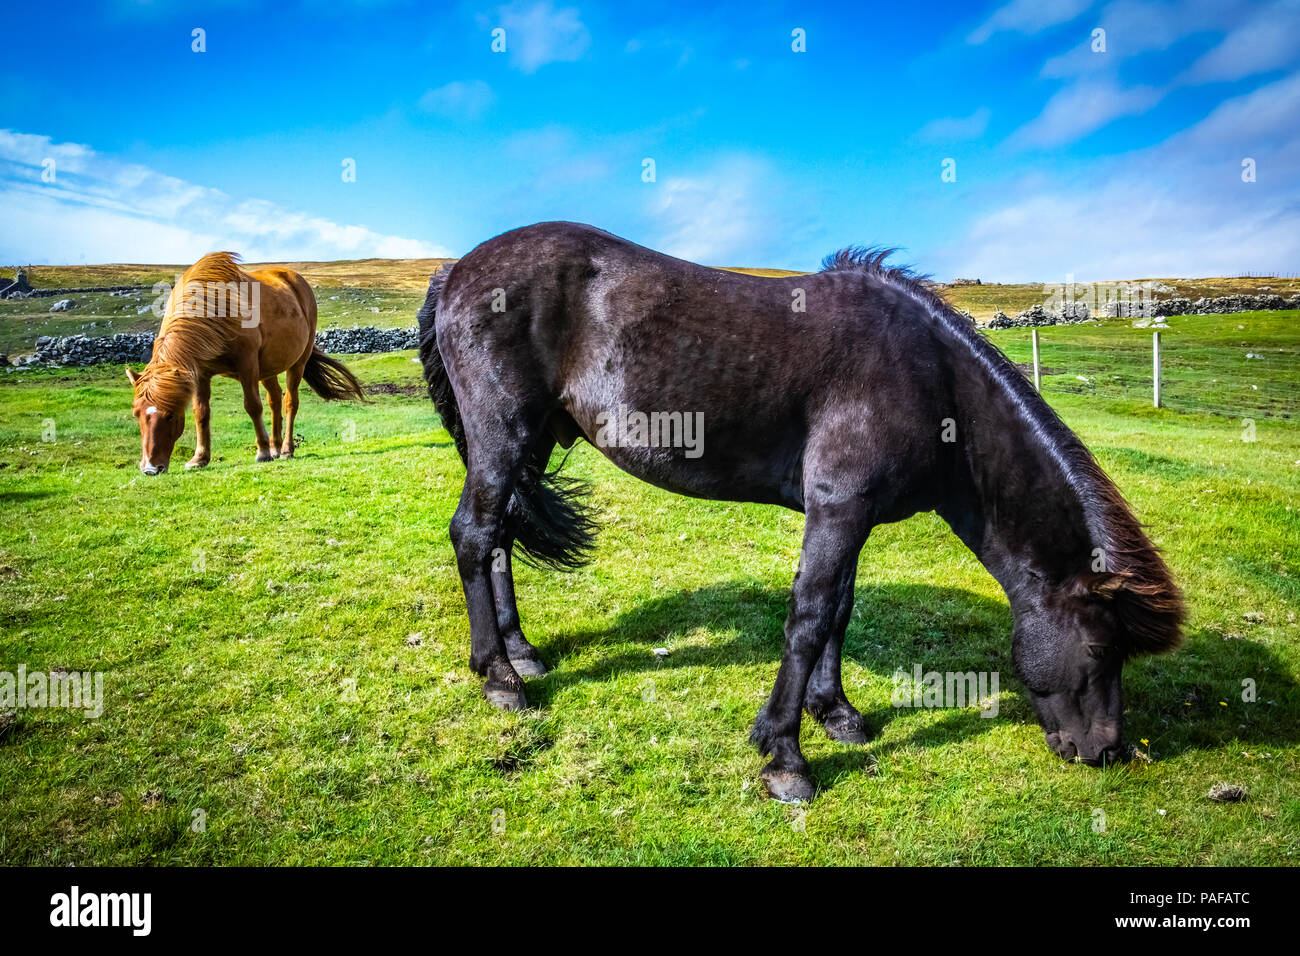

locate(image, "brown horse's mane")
(821, 247), (1186, 657)
(133, 252), (250, 413)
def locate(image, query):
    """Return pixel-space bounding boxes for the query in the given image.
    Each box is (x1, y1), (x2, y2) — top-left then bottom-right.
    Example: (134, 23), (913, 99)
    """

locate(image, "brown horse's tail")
(303, 348), (366, 401)
(417, 270), (597, 571)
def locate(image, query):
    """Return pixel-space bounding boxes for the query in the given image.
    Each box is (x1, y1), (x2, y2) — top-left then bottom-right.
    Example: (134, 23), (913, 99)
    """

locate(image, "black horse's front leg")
(751, 500), (872, 802)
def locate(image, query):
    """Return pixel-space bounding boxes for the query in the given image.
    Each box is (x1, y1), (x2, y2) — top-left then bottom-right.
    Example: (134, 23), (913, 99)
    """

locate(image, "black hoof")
(761, 769), (816, 804)
(484, 684), (528, 710)
(824, 713), (870, 745)
(509, 657), (548, 678)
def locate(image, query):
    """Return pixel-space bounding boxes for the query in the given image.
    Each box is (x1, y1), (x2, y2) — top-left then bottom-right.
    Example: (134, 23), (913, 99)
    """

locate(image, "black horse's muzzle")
(1046, 731), (1129, 766)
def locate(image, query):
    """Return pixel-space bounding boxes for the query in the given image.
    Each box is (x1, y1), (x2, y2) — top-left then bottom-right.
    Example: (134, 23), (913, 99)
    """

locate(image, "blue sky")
(2, 0), (1298, 280)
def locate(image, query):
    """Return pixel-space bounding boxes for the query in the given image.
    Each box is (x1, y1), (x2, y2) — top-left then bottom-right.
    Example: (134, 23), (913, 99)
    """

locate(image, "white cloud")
(968, 0), (1092, 44)
(418, 80), (495, 119)
(1173, 69), (1300, 150)
(0, 129), (451, 264)
(916, 107), (992, 142)
(646, 158), (779, 265)
(1008, 78), (1162, 148)
(930, 72), (1300, 281)
(492, 1), (590, 73)
(1017, 1), (1300, 149)
(936, 179), (1300, 281)
(1039, 0), (1291, 81)
(1181, 2), (1300, 83)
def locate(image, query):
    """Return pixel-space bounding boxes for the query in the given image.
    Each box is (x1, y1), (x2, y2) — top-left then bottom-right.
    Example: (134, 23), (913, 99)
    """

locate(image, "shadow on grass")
(525, 580), (1300, 778)
(0, 490), (55, 504)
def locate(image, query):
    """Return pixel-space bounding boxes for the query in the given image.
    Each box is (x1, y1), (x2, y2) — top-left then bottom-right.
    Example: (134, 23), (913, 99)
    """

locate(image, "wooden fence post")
(1153, 331), (1161, 408)
(1031, 328), (1041, 392)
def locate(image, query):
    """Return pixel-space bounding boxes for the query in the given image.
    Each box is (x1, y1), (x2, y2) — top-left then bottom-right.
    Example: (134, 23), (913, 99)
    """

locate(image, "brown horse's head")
(1015, 566), (1184, 766)
(126, 365), (190, 475)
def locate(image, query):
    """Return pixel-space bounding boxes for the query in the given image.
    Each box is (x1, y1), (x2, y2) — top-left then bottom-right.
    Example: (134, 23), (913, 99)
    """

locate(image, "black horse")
(418, 221), (1184, 803)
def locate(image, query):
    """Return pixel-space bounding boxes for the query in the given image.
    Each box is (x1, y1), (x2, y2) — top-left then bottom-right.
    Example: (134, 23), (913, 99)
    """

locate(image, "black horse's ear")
(1078, 571), (1130, 600)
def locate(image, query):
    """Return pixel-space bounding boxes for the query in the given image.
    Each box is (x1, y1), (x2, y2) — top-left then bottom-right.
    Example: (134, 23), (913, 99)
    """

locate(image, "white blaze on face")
(141, 407), (159, 473)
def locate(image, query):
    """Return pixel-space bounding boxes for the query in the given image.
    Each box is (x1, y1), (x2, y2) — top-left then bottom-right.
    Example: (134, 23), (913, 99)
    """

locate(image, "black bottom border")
(0, 865), (1281, 941)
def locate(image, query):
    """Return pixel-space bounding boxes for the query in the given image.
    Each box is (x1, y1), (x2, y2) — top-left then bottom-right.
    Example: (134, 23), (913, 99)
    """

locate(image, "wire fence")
(993, 318), (1300, 423)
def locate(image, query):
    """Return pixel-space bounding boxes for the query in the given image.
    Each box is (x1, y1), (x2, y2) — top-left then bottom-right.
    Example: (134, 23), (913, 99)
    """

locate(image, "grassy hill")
(1, 258), (1295, 358)
(943, 275), (1300, 319)
(11, 258), (456, 292)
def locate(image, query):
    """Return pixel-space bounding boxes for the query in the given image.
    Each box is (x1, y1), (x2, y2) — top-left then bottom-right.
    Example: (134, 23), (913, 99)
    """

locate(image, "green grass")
(0, 318), (1297, 865)
(996, 311), (1300, 421)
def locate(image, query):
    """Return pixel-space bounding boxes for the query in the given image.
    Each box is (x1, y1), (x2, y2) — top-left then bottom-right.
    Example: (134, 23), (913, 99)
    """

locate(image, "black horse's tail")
(417, 271), (598, 571)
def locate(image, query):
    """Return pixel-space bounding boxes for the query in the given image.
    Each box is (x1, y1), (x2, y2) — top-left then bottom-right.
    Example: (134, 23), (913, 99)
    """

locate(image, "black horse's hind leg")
(804, 554), (871, 745)
(489, 437), (558, 677)
(491, 530), (547, 677)
(450, 458), (531, 710)
(751, 498), (872, 802)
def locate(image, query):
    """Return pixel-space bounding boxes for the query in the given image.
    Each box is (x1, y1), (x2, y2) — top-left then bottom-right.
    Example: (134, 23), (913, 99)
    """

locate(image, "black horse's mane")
(821, 247), (1185, 656)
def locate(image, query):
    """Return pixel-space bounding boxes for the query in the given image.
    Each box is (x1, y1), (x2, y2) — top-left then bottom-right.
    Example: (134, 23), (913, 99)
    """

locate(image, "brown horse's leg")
(751, 497), (872, 802)
(280, 363), (304, 458)
(262, 376), (284, 458)
(185, 376), (213, 470)
(238, 369), (274, 462)
(804, 562), (871, 744)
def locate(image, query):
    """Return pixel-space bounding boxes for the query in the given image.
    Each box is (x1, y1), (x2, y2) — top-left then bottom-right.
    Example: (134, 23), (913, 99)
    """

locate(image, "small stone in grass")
(1242, 611), (1265, 624)
(652, 647), (670, 657)
(1208, 783), (1247, 803)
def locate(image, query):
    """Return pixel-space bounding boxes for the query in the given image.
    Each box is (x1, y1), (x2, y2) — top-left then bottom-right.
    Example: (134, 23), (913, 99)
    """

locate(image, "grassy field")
(0, 299), (1297, 864)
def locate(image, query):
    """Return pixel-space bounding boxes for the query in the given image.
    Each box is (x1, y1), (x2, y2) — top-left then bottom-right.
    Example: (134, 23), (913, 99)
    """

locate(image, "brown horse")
(126, 252), (365, 474)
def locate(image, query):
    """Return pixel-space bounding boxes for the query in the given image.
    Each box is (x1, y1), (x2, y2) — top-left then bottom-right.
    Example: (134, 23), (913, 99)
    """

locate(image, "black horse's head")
(1014, 566), (1184, 765)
